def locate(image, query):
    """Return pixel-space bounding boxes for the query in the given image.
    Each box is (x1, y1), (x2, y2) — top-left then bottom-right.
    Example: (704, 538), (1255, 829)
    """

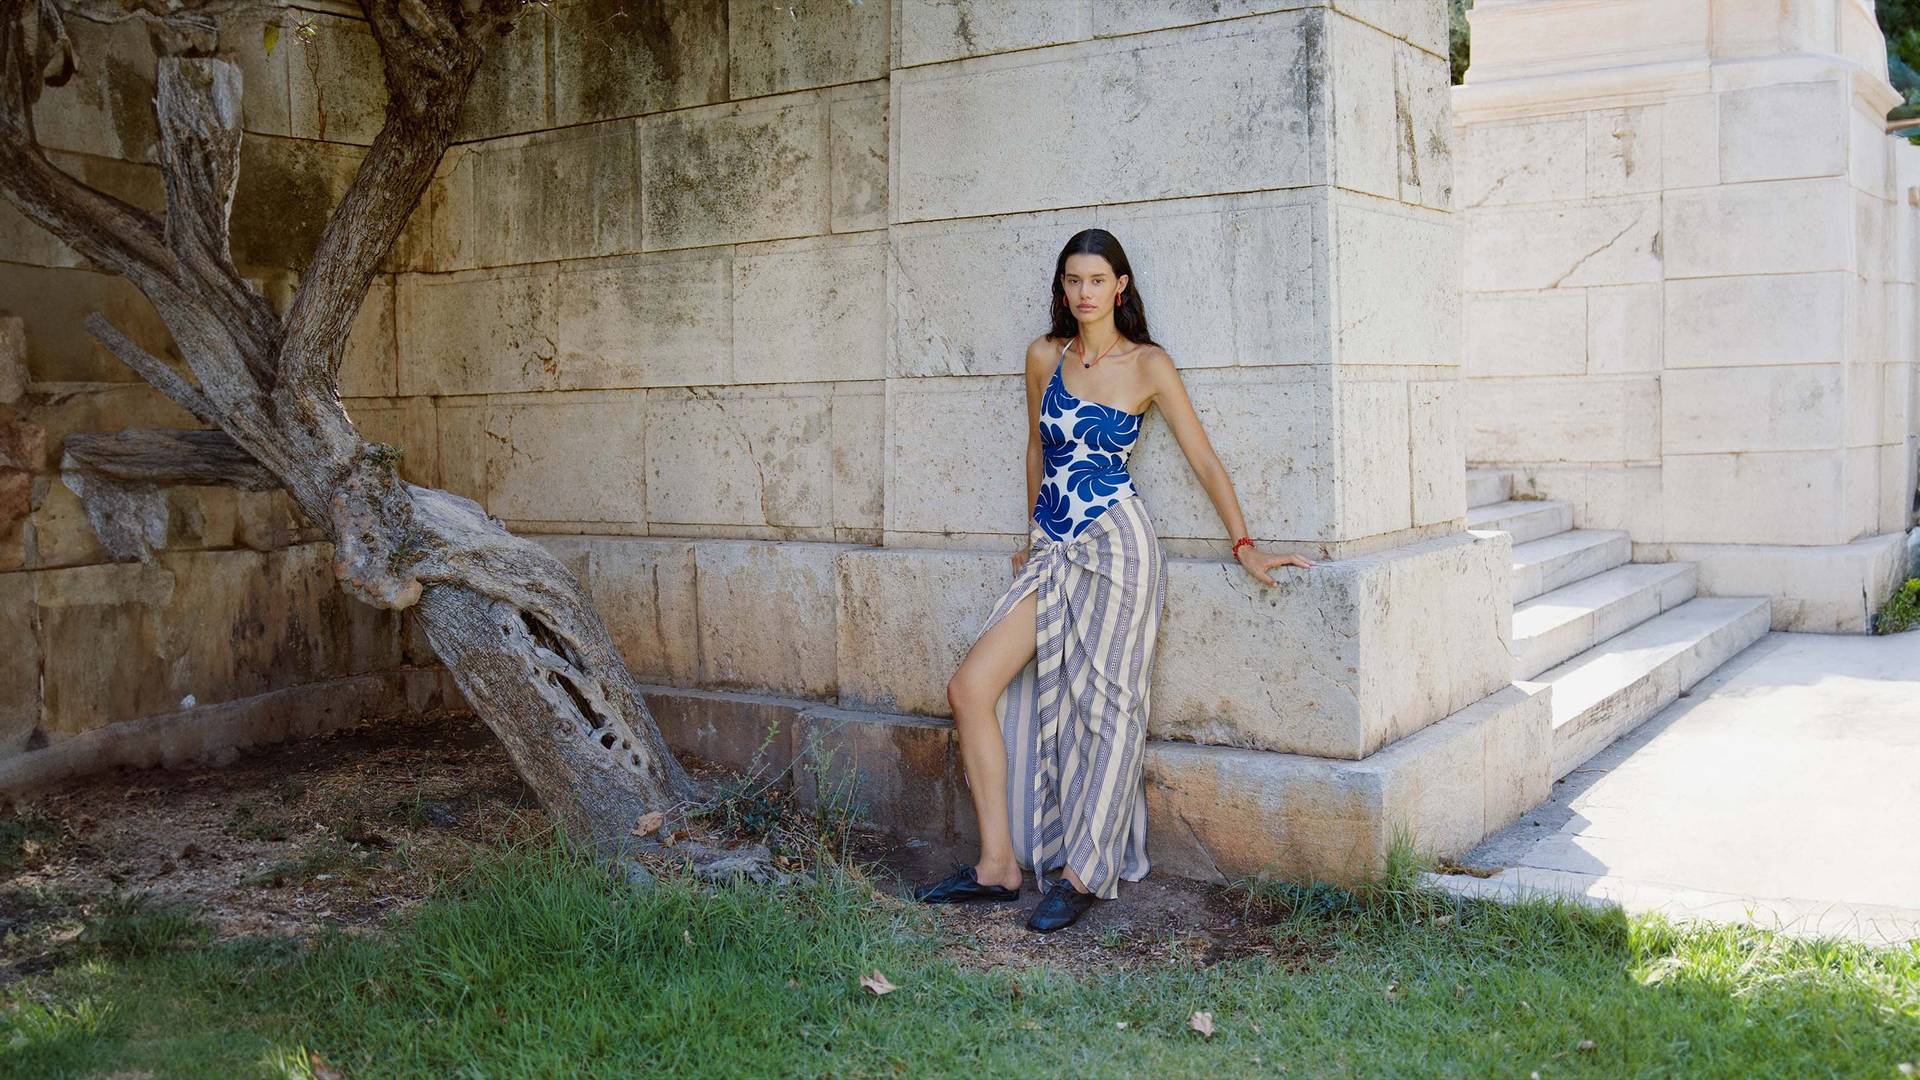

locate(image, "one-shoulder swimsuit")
(1033, 341), (1146, 541)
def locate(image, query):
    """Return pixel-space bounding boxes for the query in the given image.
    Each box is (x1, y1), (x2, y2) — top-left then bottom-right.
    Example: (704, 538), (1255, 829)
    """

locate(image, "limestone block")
(645, 385), (834, 529)
(1092, 0), (1301, 39)
(27, 384), (198, 455)
(470, 120), (641, 268)
(0, 151), (162, 271)
(1331, 196), (1457, 365)
(574, 538), (700, 685)
(1409, 378), (1464, 528)
(1717, 78), (1846, 184)
(1334, 0), (1448, 56)
(831, 387), (884, 532)
(728, 0), (888, 98)
(1455, 115), (1585, 208)
(886, 207), (1099, 380)
(898, 0), (1090, 67)
(1846, 363), (1885, 449)
(694, 540), (848, 697)
(230, 134), (365, 274)
(836, 529), (1511, 758)
(233, 489), (312, 553)
(1333, 378), (1412, 540)
(1585, 283), (1661, 375)
(1662, 365), (1843, 455)
(734, 235), (886, 384)
(1099, 190), (1331, 369)
(1661, 92), (1720, 190)
(395, 264), (559, 396)
(640, 93), (830, 251)
(0, 318), (23, 404)
(341, 396), (436, 487)
(1662, 178), (1851, 278)
(28, 481), (109, 570)
(1330, 18), (1452, 211)
(1509, 463), (1664, 547)
(888, 174), (1330, 386)
(1143, 682), (1550, 885)
(883, 377), (1024, 538)
(1466, 376), (1659, 464)
(645, 688), (801, 780)
(550, 250), (733, 390)
(1663, 272), (1846, 368)
(0, 264), (172, 384)
(1849, 105), (1893, 201)
(484, 392), (646, 525)
(338, 278), (397, 398)
(1878, 443), (1911, 535)
(893, 10), (1324, 222)
(1462, 196), (1660, 291)
(1463, 291), (1586, 378)
(549, 0), (727, 126)
(215, 10), (293, 137)
(828, 84), (889, 233)
(1850, 270), (1891, 376)
(1842, 445), (1880, 542)
(0, 569), (33, 753)
(28, 16), (157, 162)
(1461, 0), (1706, 85)
(453, 7), (549, 139)
(1585, 105), (1662, 197)
(286, 14), (387, 145)
(1635, 531), (1908, 633)
(832, 545), (1028, 716)
(790, 706), (974, 846)
(1659, 449), (1846, 546)
(434, 399), (489, 503)
(389, 147), (474, 274)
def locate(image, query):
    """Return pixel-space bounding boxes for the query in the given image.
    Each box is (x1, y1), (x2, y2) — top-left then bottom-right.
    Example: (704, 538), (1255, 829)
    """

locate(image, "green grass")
(2, 836), (1915, 1078)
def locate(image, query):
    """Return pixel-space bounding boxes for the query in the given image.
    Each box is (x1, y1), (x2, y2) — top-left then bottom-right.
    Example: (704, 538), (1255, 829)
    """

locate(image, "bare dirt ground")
(0, 712), (1321, 982)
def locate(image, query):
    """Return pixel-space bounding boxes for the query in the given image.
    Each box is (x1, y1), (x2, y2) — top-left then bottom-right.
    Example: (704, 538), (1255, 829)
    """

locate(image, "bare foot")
(1062, 864), (1093, 895)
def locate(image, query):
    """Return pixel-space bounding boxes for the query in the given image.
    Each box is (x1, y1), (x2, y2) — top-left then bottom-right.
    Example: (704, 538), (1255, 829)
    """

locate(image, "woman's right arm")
(1014, 340), (1049, 570)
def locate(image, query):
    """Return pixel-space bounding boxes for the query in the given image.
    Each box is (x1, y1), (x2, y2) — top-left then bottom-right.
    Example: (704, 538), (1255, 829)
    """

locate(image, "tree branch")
(61, 427), (278, 489)
(81, 311), (216, 423)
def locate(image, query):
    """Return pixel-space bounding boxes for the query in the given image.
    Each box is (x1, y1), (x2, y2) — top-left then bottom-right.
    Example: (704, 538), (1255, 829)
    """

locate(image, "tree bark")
(1, 0), (716, 866)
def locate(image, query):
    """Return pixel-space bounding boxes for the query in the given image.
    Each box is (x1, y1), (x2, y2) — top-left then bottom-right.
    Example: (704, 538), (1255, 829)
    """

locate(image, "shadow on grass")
(4, 827), (1916, 1077)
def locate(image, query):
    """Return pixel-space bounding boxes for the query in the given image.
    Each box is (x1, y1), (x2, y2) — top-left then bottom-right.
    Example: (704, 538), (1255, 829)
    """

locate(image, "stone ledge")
(643, 679), (1551, 887)
(0, 668), (461, 797)
(1632, 530), (1910, 632)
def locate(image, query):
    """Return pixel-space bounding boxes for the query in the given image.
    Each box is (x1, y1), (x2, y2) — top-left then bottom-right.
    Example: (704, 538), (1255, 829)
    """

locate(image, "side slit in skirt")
(966, 493), (1167, 900)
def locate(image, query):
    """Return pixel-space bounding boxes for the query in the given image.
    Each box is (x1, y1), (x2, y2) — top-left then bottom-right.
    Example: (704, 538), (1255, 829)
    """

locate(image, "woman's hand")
(1235, 542), (1312, 586)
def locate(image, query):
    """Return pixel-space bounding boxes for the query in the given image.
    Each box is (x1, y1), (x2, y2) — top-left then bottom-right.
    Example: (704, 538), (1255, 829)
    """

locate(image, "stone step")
(1511, 562), (1698, 680)
(1466, 498), (1574, 545)
(1466, 467), (1515, 510)
(1536, 596), (1772, 780)
(1510, 529), (1632, 603)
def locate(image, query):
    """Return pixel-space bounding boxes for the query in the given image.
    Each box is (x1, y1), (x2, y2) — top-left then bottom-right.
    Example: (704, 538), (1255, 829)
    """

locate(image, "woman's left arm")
(1144, 349), (1314, 586)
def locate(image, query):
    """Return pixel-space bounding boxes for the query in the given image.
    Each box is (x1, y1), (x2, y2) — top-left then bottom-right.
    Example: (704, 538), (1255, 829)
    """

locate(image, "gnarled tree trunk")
(0, 0), (722, 868)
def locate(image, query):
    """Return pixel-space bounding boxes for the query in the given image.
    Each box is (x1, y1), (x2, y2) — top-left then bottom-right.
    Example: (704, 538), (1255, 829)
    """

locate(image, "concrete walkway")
(1430, 628), (1920, 946)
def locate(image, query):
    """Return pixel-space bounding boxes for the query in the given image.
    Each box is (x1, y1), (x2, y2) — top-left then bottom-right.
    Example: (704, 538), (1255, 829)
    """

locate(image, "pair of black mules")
(911, 862), (1098, 932)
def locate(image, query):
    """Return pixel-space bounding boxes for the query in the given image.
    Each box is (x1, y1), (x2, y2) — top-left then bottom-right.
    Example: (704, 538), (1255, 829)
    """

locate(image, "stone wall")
(0, 2), (447, 776)
(1455, 0), (1919, 628)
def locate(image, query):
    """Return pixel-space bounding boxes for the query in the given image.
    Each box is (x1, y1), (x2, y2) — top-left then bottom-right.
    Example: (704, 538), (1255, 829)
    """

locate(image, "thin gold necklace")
(1073, 332), (1124, 369)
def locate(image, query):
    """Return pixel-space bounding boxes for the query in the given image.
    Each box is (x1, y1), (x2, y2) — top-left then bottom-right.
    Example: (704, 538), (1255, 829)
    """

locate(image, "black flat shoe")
(912, 862), (1021, 904)
(1025, 876), (1098, 932)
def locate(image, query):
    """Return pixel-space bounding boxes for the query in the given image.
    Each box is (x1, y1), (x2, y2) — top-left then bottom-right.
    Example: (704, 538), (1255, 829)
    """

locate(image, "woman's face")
(1061, 254), (1127, 323)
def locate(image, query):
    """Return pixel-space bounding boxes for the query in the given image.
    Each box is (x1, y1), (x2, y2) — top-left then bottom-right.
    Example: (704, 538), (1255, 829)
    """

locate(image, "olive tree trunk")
(0, 0), (721, 867)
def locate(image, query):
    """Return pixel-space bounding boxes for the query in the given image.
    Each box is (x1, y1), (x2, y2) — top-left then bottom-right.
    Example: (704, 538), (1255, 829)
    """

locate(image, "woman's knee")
(947, 668), (990, 717)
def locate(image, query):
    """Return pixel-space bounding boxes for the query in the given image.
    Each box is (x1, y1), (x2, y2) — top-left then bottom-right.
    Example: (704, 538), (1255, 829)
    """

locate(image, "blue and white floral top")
(1033, 340), (1145, 541)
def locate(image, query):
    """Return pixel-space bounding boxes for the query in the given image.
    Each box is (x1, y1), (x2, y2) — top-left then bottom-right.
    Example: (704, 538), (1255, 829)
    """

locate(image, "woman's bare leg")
(945, 587), (1041, 891)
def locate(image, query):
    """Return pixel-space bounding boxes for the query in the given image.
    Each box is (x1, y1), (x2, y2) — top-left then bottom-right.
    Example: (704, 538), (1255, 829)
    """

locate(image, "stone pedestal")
(1456, 0), (1919, 631)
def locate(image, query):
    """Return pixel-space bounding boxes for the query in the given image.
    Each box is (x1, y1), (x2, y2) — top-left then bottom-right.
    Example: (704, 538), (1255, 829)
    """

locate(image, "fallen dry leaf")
(682, 929), (694, 948)
(1578, 1040), (1596, 1052)
(309, 1050), (344, 1080)
(631, 811), (666, 837)
(1188, 1010), (1214, 1039)
(860, 969), (898, 995)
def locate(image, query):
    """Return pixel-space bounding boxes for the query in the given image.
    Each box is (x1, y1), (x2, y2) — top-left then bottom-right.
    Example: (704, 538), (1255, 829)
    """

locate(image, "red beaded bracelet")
(1231, 536), (1253, 556)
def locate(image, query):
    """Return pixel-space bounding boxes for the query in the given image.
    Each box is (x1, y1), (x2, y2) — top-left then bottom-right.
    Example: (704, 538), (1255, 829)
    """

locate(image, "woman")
(911, 229), (1313, 932)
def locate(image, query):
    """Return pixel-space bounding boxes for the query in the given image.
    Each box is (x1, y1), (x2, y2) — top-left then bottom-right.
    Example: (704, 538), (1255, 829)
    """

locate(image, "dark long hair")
(1045, 229), (1157, 347)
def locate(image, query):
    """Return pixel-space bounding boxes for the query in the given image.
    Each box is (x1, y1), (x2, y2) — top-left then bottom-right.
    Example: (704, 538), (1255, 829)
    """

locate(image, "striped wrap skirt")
(968, 492), (1167, 900)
